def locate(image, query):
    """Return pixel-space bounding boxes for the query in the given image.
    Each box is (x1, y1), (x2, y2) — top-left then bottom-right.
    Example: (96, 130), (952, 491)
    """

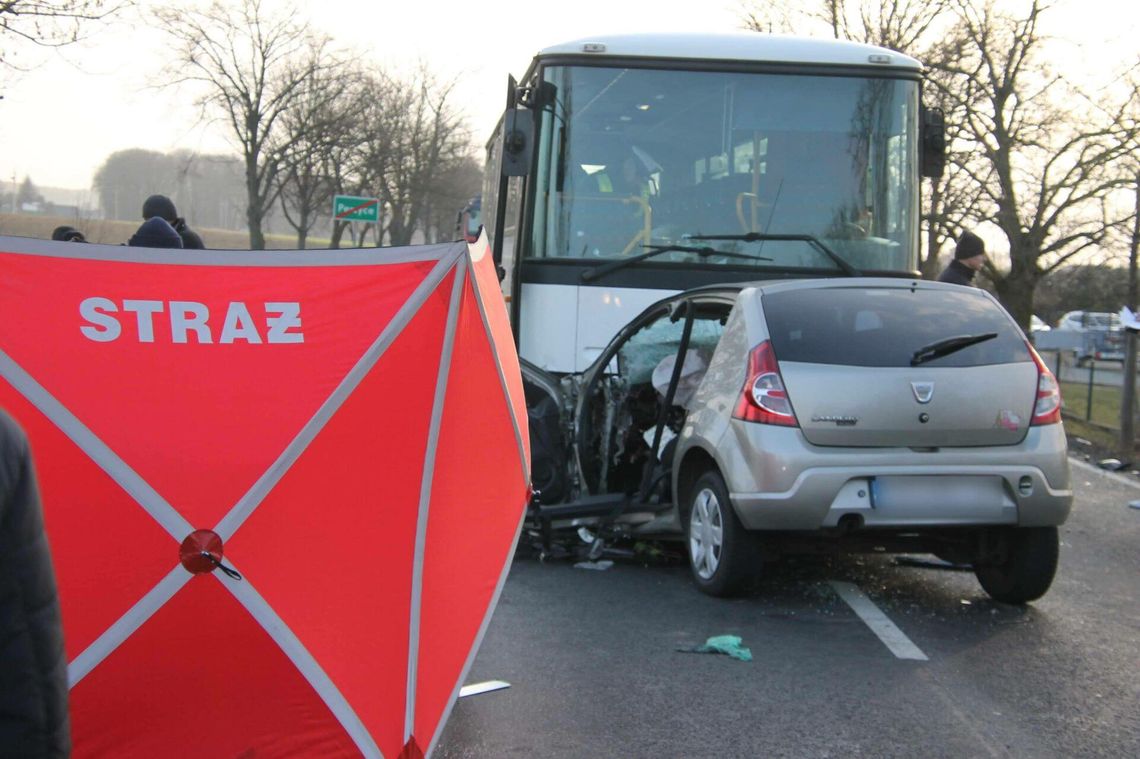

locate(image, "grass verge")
(1, 212), (326, 250)
(1059, 381), (1140, 460)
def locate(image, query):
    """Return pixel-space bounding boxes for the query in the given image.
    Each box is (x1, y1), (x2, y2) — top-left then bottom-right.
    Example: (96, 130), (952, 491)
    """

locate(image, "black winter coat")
(0, 410), (70, 758)
(171, 218), (206, 250)
(937, 259), (977, 287)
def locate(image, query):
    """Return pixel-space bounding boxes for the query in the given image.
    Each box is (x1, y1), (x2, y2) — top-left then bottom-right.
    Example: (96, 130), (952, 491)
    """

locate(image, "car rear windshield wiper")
(685, 232), (861, 277)
(910, 333), (998, 366)
(580, 244), (772, 283)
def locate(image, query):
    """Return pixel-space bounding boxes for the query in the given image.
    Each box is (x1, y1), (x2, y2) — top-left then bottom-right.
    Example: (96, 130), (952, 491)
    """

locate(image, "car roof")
(660, 276), (961, 303)
(741, 276), (954, 296)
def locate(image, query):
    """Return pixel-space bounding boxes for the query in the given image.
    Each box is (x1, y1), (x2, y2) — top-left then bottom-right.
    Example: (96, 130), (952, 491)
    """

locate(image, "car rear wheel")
(974, 526), (1059, 604)
(685, 469), (757, 597)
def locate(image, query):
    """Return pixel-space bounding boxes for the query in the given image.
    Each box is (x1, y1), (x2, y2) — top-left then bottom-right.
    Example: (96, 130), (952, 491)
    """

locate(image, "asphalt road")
(436, 458), (1140, 758)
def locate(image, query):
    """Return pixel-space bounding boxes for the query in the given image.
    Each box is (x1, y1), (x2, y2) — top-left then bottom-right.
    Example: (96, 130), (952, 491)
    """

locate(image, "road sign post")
(333, 195), (381, 248)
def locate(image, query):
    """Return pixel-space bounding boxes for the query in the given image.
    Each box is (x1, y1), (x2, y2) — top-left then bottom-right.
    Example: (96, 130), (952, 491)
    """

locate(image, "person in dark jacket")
(142, 194), (205, 249)
(938, 230), (986, 286)
(0, 410), (70, 758)
(128, 216), (184, 249)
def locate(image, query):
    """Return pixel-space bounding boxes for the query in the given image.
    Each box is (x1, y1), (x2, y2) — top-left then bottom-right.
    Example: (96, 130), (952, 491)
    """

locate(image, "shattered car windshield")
(527, 64), (919, 273)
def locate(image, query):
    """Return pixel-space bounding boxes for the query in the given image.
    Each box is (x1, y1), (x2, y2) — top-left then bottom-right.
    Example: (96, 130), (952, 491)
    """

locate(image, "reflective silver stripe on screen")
(0, 235), (461, 267)
(425, 506), (527, 758)
(467, 256), (530, 488)
(225, 569), (384, 758)
(0, 349), (194, 540)
(68, 566), (189, 687)
(405, 255), (466, 745)
(214, 248), (464, 540)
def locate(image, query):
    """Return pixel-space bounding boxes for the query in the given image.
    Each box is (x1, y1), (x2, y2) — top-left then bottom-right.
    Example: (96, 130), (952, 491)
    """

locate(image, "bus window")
(528, 65), (917, 273)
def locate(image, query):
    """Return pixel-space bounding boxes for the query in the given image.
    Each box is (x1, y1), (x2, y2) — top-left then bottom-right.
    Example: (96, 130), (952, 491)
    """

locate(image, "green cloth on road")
(677, 634), (752, 662)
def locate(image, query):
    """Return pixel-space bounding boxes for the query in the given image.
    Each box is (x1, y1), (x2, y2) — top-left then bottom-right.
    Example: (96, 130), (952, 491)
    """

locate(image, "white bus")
(483, 32), (945, 374)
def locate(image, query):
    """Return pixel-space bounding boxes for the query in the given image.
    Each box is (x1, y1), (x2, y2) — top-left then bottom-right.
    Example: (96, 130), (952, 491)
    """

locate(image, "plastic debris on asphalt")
(676, 634), (753, 662)
(1097, 458), (1131, 471)
(459, 680), (511, 698)
(573, 560), (614, 571)
(1129, 501), (1140, 510)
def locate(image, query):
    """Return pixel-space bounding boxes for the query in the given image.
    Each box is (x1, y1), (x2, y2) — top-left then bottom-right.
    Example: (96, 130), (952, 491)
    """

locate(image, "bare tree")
(739, 0), (799, 34)
(920, 46), (989, 278)
(375, 67), (472, 246)
(741, 0), (961, 272)
(156, 0), (339, 249)
(276, 64), (362, 247)
(325, 71), (396, 248)
(742, 0), (1140, 317)
(423, 155), (482, 243)
(168, 150), (247, 231)
(931, 0), (1140, 327)
(336, 66), (474, 247)
(741, 0), (952, 52)
(0, 0), (129, 69)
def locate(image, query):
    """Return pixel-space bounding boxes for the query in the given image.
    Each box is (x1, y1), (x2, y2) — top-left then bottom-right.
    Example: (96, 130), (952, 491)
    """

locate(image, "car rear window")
(762, 286), (1032, 368)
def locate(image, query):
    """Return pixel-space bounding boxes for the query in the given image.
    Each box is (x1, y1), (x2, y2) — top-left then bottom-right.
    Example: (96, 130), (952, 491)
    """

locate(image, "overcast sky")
(0, 0), (1136, 195)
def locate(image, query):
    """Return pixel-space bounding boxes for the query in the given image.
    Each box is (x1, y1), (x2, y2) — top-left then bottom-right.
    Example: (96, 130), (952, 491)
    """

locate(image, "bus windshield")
(529, 65), (920, 273)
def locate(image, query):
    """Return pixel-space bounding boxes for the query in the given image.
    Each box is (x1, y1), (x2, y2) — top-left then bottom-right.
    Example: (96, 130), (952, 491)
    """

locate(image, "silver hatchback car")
(523, 278), (1072, 604)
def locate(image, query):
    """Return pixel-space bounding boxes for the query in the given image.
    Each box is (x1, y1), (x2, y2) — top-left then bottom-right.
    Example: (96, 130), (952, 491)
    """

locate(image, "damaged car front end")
(522, 288), (738, 560)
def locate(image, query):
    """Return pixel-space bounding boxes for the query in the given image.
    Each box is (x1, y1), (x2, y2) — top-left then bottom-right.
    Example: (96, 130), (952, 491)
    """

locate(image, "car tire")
(684, 469), (757, 597)
(974, 526), (1059, 604)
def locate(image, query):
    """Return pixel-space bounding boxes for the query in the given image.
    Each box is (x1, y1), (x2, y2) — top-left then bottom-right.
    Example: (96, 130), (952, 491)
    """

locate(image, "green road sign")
(333, 195), (380, 222)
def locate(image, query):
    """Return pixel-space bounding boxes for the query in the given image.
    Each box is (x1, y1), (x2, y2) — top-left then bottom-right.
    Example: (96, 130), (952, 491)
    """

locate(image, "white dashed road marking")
(830, 581), (929, 661)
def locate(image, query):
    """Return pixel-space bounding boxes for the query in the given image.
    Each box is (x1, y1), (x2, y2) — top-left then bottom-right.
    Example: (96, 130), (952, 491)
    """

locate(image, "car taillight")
(733, 341), (798, 427)
(1028, 342), (1062, 425)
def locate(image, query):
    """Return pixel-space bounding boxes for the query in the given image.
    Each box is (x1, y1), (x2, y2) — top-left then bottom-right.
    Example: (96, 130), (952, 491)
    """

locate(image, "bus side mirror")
(921, 105), (946, 179)
(501, 107), (534, 177)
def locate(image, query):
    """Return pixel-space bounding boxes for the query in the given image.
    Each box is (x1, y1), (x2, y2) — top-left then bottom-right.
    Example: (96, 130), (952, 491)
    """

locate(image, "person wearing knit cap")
(50, 225), (86, 243)
(127, 216), (184, 249)
(141, 194), (205, 249)
(938, 230), (986, 286)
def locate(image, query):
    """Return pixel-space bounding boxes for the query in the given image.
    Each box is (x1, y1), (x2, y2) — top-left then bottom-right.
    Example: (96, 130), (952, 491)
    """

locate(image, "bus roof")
(536, 32), (922, 72)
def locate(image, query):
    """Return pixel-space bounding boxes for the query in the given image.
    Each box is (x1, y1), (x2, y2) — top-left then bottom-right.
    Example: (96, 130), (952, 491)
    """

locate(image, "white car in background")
(1053, 310), (1124, 364)
(1057, 310), (1117, 331)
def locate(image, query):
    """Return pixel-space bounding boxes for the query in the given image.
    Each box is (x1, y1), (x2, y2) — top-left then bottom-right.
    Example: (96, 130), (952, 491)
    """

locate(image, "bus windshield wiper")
(910, 333), (998, 366)
(580, 244), (772, 283)
(685, 232), (861, 276)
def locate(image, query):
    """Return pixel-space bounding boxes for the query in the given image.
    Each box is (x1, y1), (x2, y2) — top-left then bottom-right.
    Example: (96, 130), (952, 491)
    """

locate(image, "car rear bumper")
(723, 424), (1073, 531)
